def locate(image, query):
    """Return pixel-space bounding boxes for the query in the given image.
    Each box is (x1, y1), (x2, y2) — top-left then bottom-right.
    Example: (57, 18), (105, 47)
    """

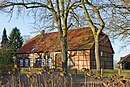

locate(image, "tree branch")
(85, 0), (104, 34)
(81, 0), (96, 33)
(1, 1), (50, 9)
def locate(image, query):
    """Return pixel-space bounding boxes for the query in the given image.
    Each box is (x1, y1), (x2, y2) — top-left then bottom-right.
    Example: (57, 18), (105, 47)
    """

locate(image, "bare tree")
(106, 0), (130, 48)
(80, 0), (105, 70)
(80, 0), (130, 70)
(0, 0), (80, 72)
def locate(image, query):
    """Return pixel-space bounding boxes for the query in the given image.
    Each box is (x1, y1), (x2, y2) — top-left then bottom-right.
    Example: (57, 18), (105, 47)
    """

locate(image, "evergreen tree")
(1, 28), (8, 48)
(0, 48), (14, 73)
(0, 48), (13, 65)
(8, 27), (23, 52)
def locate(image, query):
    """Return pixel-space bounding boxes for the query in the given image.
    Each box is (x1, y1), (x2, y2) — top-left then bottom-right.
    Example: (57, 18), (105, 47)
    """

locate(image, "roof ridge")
(39, 27), (91, 35)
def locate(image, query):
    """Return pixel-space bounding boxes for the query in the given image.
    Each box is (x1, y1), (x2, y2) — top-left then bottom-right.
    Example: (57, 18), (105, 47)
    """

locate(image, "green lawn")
(90, 69), (130, 78)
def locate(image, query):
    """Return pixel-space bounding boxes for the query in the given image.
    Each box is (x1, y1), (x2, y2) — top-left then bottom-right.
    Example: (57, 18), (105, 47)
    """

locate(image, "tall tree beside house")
(0, 0), (80, 72)
(8, 27), (23, 52)
(1, 28), (8, 48)
(80, 0), (130, 70)
(80, 0), (105, 70)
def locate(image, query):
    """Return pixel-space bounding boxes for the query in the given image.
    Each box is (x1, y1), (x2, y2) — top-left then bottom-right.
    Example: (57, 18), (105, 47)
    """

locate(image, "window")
(48, 58), (52, 66)
(41, 59), (46, 66)
(30, 59), (33, 67)
(101, 51), (103, 56)
(93, 61), (96, 66)
(25, 59), (29, 67)
(20, 59), (23, 67)
(91, 61), (96, 69)
(70, 60), (74, 66)
(37, 59), (41, 67)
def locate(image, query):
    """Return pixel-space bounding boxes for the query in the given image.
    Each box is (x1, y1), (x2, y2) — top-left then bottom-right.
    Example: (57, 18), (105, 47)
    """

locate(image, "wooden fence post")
(101, 68), (103, 78)
(118, 68), (121, 77)
(118, 64), (122, 77)
(85, 75), (87, 87)
(71, 76), (72, 87)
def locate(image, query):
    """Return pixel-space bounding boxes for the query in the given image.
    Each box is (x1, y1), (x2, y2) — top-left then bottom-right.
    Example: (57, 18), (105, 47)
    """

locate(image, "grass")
(8, 67), (130, 78)
(120, 70), (130, 78)
(67, 69), (130, 78)
(91, 69), (130, 78)
(91, 69), (118, 77)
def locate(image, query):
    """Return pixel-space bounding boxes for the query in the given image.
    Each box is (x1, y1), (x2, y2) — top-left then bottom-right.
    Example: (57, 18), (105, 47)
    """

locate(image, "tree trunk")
(61, 36), (68, 72)
(94, 35), (101, 70)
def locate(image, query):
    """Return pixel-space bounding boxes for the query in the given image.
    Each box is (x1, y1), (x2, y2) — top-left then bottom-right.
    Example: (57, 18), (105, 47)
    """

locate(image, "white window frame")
(41, 59), (46, 66)
(20, 59), (23, 67)
(30, 59), (33, 67)
(25, 59), (29, 67)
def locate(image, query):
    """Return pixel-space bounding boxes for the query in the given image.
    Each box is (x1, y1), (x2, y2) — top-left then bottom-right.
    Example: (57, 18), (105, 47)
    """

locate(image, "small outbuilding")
(118, 54), (130, 70)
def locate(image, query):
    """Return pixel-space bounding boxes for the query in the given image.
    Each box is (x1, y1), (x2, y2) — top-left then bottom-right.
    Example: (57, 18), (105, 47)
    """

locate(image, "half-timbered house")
(16, 27), (114, 71)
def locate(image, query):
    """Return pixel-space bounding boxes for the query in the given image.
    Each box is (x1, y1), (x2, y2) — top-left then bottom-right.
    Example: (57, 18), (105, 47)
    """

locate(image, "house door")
(55, 53), (62, 69)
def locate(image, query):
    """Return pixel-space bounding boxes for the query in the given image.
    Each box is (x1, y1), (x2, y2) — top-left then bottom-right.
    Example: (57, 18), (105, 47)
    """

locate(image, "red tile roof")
(17, 27), (111, 54)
